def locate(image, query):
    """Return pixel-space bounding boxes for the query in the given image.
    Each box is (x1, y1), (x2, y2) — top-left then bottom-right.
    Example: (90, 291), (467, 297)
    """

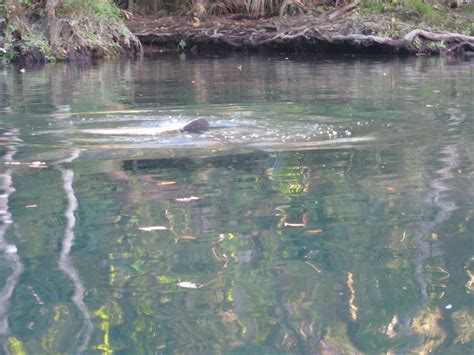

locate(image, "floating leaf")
(138, 226), (168, 232)
(158, 181), (176, 186)
(177, 281), (202, 289)
(225, 233), (236, 240)
(175, 196), (201, 202)
(305, 229), (323, 234)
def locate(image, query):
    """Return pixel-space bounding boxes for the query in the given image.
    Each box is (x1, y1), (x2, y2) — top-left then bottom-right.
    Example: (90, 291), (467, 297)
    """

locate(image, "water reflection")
(0, 56), (472, 353)
(0, 131), (24, 351)
(409, 107), (468, 353)
(56, 150), (94, 353)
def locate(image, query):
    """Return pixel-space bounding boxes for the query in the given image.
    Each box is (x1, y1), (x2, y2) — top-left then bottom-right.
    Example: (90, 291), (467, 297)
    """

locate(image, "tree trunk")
(46, 0), (62, 18)
(4, 0), (31, 42)
(45, 0), (65, 48)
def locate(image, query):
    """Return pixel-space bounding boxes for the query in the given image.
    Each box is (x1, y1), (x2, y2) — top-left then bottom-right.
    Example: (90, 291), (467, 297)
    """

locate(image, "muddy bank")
(128, 13), (474, 57)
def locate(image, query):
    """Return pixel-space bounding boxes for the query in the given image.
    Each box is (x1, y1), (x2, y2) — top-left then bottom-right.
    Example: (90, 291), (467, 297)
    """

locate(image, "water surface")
(0, 55), (473, 353)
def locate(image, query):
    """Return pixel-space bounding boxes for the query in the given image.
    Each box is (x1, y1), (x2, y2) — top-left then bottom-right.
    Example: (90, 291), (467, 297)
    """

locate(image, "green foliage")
(22, 33), (56, 61)
(0, 0), (141, 62)
(361, 0), (460, 22)
(413, 35), (422, 49)
(62, 0), (122, 19)
(361, 0), (390, 12)
(404, 0), (437, 19)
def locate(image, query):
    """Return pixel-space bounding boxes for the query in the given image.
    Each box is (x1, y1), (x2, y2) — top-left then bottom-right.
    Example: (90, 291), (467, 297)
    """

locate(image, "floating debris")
(284, 222), (306, 227)
(305, 260), (322, 273)
(138, 226), (168, 232)
(28, 161), (48, 169)
(175, 196), (201, 202)
(176, 235), (197, 240)
(177, 281), (202, 289)
(386, 315), (399, 338)
(4, 161), (48, 168)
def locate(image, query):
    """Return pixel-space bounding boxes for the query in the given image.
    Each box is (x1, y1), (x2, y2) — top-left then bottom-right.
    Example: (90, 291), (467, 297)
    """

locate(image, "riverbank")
(1, 2), (473, 63)
(128, 6), (474, 57)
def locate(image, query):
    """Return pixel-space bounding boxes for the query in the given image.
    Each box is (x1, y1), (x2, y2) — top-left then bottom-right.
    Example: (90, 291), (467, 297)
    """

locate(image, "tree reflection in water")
(0, 130), (24, 351)
(56, 150), (94, 353)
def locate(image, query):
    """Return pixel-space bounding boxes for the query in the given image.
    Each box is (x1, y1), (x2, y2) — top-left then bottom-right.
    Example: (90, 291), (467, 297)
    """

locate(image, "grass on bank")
(125, 0), (473, 34)
(126, 0), (471, 19)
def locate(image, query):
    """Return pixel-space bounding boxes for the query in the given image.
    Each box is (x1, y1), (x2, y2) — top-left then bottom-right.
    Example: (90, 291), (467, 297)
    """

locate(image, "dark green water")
(0, 55), (473, 354)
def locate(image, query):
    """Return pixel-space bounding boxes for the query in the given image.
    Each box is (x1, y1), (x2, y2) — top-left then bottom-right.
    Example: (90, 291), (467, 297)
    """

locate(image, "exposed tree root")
(135, 18), (474, 57)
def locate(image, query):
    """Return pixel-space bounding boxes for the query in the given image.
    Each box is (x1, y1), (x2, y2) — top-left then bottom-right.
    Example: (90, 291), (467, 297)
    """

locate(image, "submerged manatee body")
(83, 117), (210, 136)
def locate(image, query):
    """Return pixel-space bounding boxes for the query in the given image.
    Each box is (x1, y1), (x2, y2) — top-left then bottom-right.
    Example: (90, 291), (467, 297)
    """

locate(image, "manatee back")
(180, 117), (210, 133)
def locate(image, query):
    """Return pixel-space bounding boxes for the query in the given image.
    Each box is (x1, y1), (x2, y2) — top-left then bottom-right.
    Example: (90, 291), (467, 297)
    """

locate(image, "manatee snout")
(180, 117), (210, 133)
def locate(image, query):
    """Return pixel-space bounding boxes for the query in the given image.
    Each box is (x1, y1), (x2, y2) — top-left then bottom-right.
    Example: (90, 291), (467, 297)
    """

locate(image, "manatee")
(179, 117), (210, 133)
(80, 117), (375, 154)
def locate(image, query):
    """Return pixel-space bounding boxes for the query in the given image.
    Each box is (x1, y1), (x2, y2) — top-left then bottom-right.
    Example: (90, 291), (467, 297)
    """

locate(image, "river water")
(0, 55), (473, 353)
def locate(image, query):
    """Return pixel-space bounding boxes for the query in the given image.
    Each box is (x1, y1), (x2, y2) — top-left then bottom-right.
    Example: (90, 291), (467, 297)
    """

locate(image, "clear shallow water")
(0, 55), (473, 353)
